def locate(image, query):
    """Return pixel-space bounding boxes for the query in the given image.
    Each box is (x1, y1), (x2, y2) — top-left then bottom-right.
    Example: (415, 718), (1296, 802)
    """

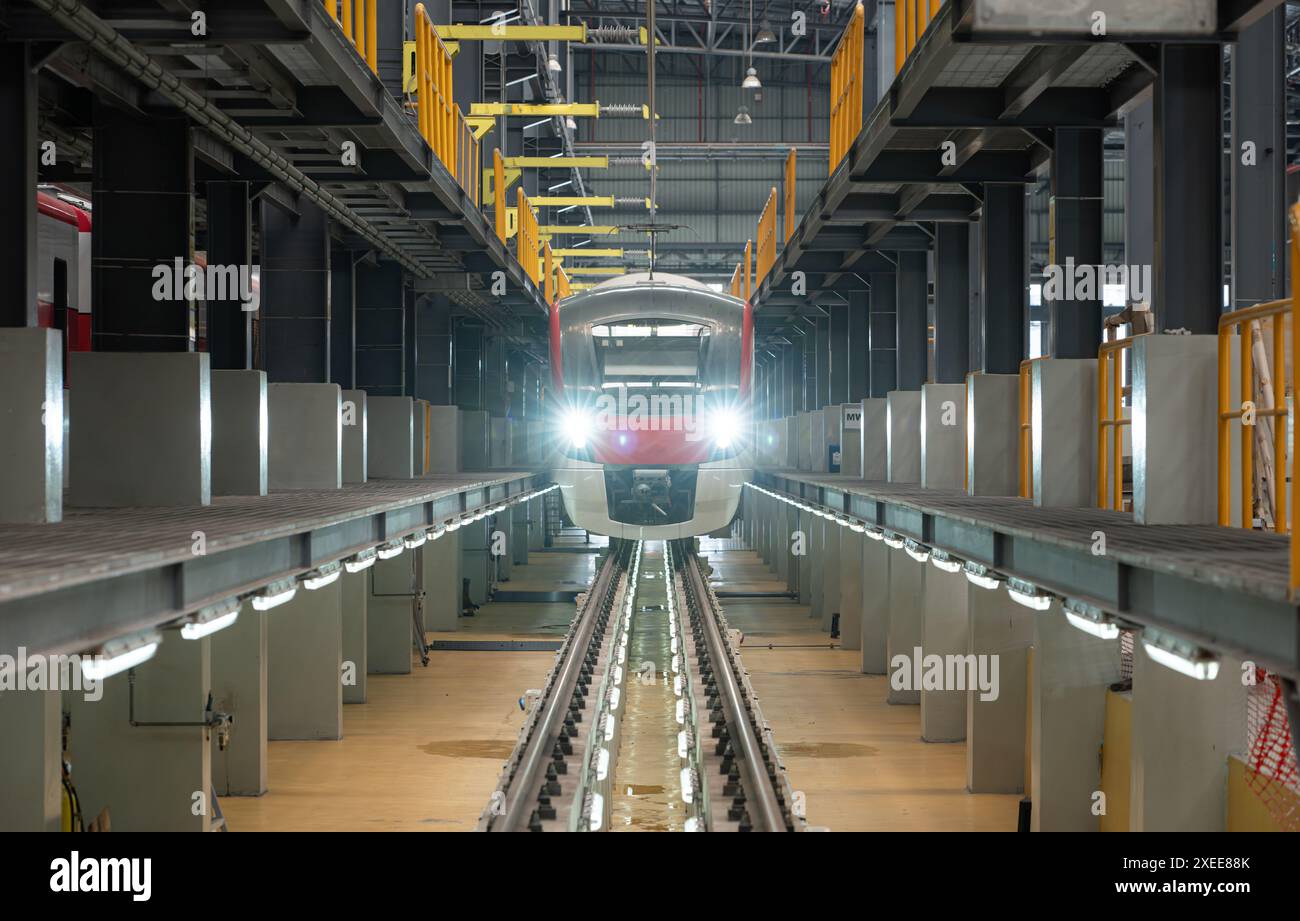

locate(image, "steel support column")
(868, 272), (897, 397)
(1049, 128), (1104, 358)
(814, 314), (830, 409)
(354, 261), (404, 396)
(934, 222), (971, 383)
(0, 45), (37, 328)
(330, 251), (355, 390)
(800, 323), (817, 411)
(847, 289), (870, 402)
(829, 301), (849, 405)
(980, 183), (1026, 374)
(1231, 8), (1287, 309)
(1154, 44), (1223, 333)
(415, 295), (453, 405)
(1125, 100), (1155, 295)
(206, 181), (253, 369)
(260, 199), (331, 381)
(784, 338), (801, 415)
(93, 103), (194, 351)
(896, 251), (928, 391)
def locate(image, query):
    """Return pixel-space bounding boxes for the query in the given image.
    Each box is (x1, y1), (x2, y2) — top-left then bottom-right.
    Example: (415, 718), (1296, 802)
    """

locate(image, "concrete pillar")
(1031, 604), (1120, 831)
(821, 519), (840, 632)
(1129, 647), (1246, 831)
(462, 518), (491, 605)
(341, 569), (368, 704)
(920, 382), (965, 489)
(861, 535), (889, 673)
(840, 404), (863, 477)
(0, 688), (61, 830)
(886, 549), (923, 704)
(341, 388), (368, 484)
(267, 383), (343, 490)
(965, 372), (1019, 496)
(1031, 359), (1096, 507)
(68, 635), (212, 831)
(367, 394), (415, 478)
(528, 496), (545, 551)
(69, 352), (211, 507)
(796, 412), (813, 470)
(423, 531), (463, 631)
(809, 410), (828, 473)
(511, 501), (530, 567)
(966, 584), (1032, 793)
(0, 328), (63, 522)
(838, 527), (863, 650)
(493, 509), (512, 581)
(781, 502), (797, 592)
(860, 397), (888, 480)
(210, 604), (267, 795)
(210, 369), (268, 497)
(368, 554), (414, 674)
(797, 509), (813, 605)
(886, 390), (921, 483)
(413, 399), (430, 475)
(268, 578), (343, 740)
(920, 563), (969, 741)
(1131, 335), (1219, 524)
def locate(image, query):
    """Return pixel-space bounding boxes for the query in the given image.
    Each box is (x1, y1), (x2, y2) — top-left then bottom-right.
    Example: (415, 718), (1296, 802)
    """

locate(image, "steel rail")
(677, 544), (787, 832)
(491, 546), (626, 831)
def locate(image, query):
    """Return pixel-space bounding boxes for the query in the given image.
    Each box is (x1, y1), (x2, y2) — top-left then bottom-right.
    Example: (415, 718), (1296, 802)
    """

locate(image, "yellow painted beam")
(539, 225), (620, 235)
(480, 166), (521, 206)
(565, 266), (626, 276)
(434, 23), (587, 41)
(469, 102), (600, 118)
(551, 248), (623, 257)
(464, 116), (495, 139)
(503, 156), (609, 169)
(530, 195), (614, 207)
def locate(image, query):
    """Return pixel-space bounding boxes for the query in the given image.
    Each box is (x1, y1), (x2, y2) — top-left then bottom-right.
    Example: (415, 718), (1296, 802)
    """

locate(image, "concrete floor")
(222, 534), (1020, 831)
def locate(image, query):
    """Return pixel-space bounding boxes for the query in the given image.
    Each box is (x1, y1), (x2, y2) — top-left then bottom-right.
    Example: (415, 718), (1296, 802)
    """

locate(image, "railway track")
(478, 538), (804, 832)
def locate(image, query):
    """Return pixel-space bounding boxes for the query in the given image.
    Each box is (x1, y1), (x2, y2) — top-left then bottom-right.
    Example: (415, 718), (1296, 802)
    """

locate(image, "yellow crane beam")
(503, 156), (609, 169)
(539, 225), (621, 235)
(565, 266), (627, 276)
(551, 248), (623, 257)
(469, 102), (600, 118)
(434, 24), (588, 41)
(530, 195), (615, 207)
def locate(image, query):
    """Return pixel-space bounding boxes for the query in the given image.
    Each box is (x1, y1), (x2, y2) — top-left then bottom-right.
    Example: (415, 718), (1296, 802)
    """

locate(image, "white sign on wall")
(843, 406), (863, 430)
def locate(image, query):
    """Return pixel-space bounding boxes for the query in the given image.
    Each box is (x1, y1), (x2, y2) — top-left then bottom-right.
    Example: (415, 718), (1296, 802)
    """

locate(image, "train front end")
(549, 273), (753, 541)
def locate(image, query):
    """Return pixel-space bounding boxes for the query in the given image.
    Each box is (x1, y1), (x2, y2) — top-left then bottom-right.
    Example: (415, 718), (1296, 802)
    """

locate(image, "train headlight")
(562, 409), (594, 449)
(710, 408), (743, 449)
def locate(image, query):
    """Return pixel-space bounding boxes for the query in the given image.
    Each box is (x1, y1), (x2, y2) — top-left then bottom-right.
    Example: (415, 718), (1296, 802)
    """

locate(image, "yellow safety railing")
(756, 187), (778, 284)
(414, 5), (480, 205)
(1018, 357), (1047, 499)
(784, 148), (797, 242)
(322, 0), (378, 74)
(829, 3), (865, 173)
(516, 188), (541, 285)
(1097, 333), (1147, 510)
(1218, 298), (1292, 531)
(543, 242), (554, 303)
(743, 239), (753, 302)
(493, 149), (506, 242)
(896, 0), (942, 75)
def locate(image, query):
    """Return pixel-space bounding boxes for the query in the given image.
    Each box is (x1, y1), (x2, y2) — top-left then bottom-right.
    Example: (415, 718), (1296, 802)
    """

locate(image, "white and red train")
(548, 272), (754, 540)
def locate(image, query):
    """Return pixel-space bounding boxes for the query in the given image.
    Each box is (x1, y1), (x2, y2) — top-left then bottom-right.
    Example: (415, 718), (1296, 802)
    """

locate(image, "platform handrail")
(1097, 333), (1148, 510)
(1217, 297), (1292, 532)
(896, 0), (942, 76)
(743, 239), (753, 302)
(1018, 357), (1047, 499)
(829, 3), (865, 173)
(516, 188), (541, 285)
(729, 262), (742, 298)
(756, 187), (778, 284)
(784, 149), (797, 242)
(414, 5), (480, 206)
(322, 0), (378, 74)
